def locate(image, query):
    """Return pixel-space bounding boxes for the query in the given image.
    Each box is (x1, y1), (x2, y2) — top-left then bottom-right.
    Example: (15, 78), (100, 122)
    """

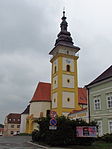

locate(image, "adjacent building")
(86, 65), (112, 136)
(4, 113), (21, 136)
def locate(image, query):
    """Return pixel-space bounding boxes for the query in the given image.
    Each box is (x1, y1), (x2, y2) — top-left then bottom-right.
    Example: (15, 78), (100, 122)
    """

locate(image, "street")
(0, 136), (42, 149)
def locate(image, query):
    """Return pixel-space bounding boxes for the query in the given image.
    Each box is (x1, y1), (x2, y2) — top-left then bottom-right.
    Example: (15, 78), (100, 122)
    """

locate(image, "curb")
(27, 141), (48, 149)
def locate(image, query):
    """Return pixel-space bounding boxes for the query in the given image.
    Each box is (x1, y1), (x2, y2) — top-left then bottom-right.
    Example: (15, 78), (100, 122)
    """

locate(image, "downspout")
(87, 87), (91, 123)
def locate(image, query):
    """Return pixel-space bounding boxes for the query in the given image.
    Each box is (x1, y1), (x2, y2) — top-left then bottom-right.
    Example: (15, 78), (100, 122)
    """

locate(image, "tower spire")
(54, 10), (74, 48)
(60, 10), (68, 31)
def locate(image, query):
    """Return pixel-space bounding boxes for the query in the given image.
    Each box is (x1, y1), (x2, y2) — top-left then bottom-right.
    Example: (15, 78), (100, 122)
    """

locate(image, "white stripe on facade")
(90, 87), (112, 95)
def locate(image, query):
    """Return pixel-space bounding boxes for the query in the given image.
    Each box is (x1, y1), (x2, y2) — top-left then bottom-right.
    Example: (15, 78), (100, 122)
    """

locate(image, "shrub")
(101, 133), (112, 143)
(19, 133), (31, 136)
(32, 116), (97, 146)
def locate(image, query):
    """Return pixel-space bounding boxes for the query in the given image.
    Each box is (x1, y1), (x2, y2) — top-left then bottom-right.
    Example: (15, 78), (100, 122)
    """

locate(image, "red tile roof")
(7, 113), (21, 124)
(30, 82), (87, 105)
(69, 108), (87, 115)
(78, 88), (87, 105)
(30, 82), (51, 102)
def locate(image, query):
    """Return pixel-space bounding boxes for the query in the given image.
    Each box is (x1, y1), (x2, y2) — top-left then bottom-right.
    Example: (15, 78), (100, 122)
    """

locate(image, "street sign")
(50, 118), (57, 126)
(49, 126), (57, 130)
(50, 111), (57, 118)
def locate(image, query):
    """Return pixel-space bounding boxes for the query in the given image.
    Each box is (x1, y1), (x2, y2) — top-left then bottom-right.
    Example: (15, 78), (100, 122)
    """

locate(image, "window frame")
(17, 125), (20, 128)
(108, 120), (112, 134)
(54, 66), (57, 74)
(11, 125), (14, 128)
(97, 120), (103, 136)
(107, 93), (112, 109)
(94, 96), (101, 110)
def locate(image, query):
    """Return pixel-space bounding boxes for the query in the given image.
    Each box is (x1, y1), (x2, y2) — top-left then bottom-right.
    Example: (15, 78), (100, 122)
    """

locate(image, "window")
(54, 80), (56, 84)
(66, 65), (70, 72)
(17, 125), (20, 128)
(11, 131), (13, 135)
(108, 120), (112, 134)
(13, 119), (15, 121)
(11, 125), (14, 128)
(54, 98), (56, 102)
(67, 98), (70, 102)
(67, 79), (70, 83)
(107, 93), (112, 108)
(97, 120), (102, 136)
(94, 97), (101, 110)
(18, 119), (20, 121)
(9, 118), (11, 121)
(54, 66), (57, 73)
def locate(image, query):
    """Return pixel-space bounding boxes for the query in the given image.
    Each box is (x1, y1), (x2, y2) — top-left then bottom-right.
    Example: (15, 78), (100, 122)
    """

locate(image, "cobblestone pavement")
(0, 136), (42, 149)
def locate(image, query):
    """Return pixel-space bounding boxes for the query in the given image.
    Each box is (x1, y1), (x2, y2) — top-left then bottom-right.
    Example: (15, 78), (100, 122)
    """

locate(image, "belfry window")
(66, 65), (70, 72)
(54, 66), (57, 73)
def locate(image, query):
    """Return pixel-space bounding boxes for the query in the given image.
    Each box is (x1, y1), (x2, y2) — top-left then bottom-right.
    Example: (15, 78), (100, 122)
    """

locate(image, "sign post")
(49, 111), (57, 130)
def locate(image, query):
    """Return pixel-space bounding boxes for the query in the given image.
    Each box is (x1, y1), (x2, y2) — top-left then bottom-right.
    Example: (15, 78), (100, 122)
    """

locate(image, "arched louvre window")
(54, 66), (57, 73)
(66, 65), (70, 72)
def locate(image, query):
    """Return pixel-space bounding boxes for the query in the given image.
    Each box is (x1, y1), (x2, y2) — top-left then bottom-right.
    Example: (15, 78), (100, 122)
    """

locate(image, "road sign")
(49, 126), (57, 130)
(50, 118), (57, 126)
(50, 111), (57, 118)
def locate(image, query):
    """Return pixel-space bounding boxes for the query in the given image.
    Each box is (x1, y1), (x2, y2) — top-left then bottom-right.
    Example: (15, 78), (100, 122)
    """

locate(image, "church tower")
(49, 11), (81, 116)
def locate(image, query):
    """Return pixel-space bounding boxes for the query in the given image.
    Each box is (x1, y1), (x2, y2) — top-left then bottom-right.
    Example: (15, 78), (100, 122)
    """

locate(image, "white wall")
(30, 102), (51, 118)
(52, 92), (58, 108)
(20, 114), (28, 133)
(62, 74), (74, 88)
(62, 91), (75, 108)
(62, 57), (74, 72)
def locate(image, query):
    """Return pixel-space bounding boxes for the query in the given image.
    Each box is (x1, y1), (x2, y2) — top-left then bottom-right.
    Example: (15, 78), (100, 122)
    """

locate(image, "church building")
(21, 11), (88, 134)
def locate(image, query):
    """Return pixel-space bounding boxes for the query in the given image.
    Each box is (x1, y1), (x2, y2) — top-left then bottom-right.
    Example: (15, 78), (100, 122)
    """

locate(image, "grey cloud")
(0, 0), (112, 123)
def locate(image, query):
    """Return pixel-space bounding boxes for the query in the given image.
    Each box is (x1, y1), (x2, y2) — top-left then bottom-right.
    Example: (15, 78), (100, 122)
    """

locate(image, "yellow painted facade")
(50, 49), (81, 116)
(25, 115), (34, 134)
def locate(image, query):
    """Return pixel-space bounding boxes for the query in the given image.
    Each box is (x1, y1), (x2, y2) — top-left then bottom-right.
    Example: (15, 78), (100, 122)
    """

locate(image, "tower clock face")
(66, 59), (71, 64)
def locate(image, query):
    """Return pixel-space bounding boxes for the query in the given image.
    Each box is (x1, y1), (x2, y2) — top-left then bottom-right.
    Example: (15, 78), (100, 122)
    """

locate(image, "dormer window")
(66, 65), (70, 72)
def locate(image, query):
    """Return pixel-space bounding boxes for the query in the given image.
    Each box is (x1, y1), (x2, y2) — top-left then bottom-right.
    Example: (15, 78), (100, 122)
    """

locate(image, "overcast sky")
(0, 0), (112, 123)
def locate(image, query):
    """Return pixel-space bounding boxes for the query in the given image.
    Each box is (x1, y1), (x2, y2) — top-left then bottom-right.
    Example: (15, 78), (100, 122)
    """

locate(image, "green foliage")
(32, 116), (96, 146)
(101, 133), (112, 143)
(19, 133), (31, 136)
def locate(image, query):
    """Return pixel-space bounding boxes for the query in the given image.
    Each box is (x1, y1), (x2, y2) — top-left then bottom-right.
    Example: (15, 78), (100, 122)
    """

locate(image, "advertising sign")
(76, 126), (97, 137)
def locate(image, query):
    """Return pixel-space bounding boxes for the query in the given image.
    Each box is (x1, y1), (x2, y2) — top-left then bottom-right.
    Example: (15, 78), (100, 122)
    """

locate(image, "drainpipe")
(87, 87), (91, 123)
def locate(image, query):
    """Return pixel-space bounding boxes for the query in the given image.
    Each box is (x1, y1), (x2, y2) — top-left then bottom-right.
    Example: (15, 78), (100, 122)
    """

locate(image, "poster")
(76, 126), (97, 137)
